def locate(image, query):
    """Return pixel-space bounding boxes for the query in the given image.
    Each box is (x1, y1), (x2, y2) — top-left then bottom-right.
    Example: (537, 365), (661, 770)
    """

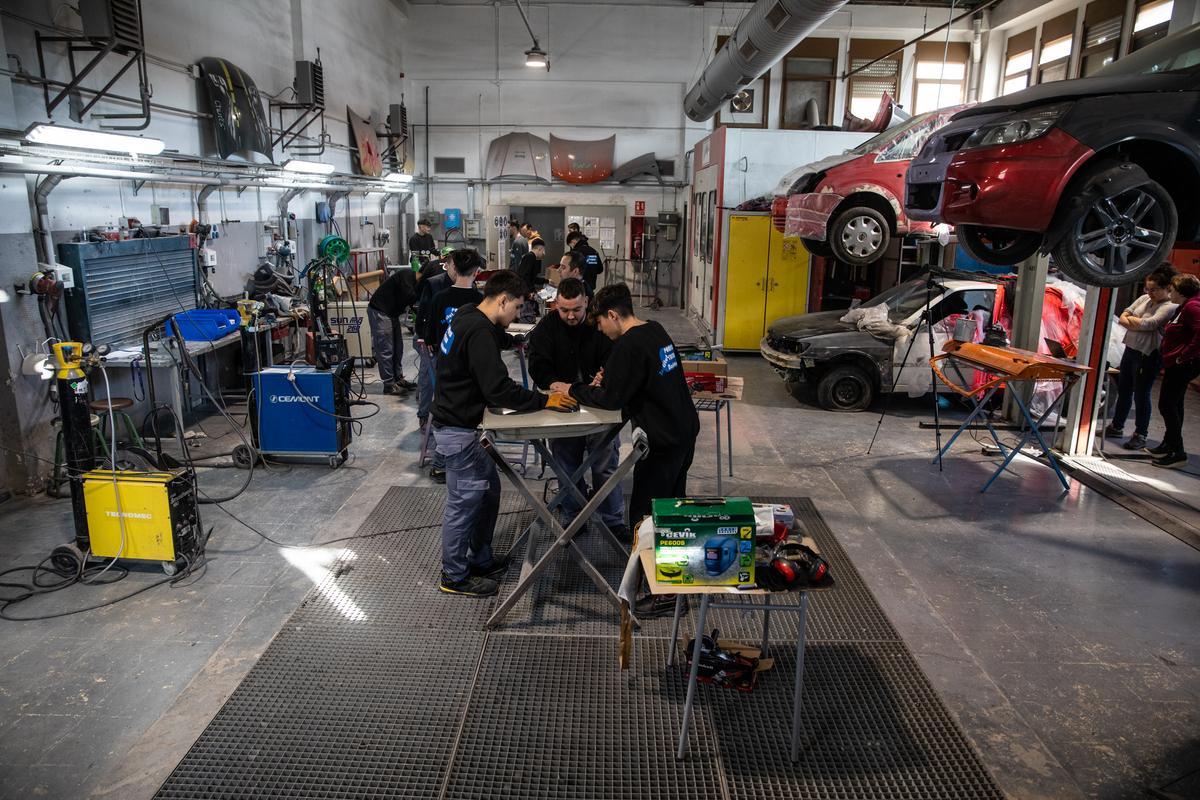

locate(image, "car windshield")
(1094, 22), (1200, 76)
(848, 112), (937, 156)
(860, 278), (945, 323)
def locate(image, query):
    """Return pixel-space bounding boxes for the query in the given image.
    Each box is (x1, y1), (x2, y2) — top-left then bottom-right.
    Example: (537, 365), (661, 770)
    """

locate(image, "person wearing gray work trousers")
(431, 270), (579, 596)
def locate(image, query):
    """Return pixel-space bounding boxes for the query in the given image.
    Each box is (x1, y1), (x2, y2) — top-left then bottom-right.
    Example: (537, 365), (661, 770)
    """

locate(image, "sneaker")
(1122, 434), (1147, 450)
(395, 377), (418, 391)
(438, 573), (498, 597)
(1152, 452), (1188, 469)
(635, 593), (682, 619)
(385, 382), (410, 396)
(429, 467), (446, 484)
(1102, 424), (1124, 439)
(1146, 442), (1172, 456)
(469, 558), (509, 579)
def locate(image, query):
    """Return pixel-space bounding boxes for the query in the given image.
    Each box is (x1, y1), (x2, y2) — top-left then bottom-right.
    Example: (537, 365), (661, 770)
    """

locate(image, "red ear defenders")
(756, 541), (829, 591)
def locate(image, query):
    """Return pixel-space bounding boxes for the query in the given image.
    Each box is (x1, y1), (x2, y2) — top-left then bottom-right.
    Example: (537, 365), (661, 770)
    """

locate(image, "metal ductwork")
(684, 0), (847, 122)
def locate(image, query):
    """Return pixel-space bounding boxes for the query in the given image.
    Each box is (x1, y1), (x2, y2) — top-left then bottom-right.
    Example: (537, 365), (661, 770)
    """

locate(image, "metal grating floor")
(155, 490), (1003, 799)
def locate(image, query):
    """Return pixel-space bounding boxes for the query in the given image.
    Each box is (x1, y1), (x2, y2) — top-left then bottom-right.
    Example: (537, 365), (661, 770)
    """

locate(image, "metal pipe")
(196, 184), (218, 224)
(278, 187), (302, 243)
(684, 0), (848, 122)
(513, 0), (541, 48)
(2, 161), (223, 185)
(34, 174), (65, 265)
(967, 17), (984, 102)
(841, 0), (1004, 80)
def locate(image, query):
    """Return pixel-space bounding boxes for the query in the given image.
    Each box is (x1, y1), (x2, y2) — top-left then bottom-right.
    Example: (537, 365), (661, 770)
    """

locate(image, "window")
(1096, 17), (1200, 74)
(1003, 29), (1035, 94)
(1037, 11), (1078, 83)
(913, 41), (968, 114)
(1081, 0), (1124, 77)
(848, 39), (904, 121)
(781, 38), (838, 129)
(1133, 0), (1173, 51)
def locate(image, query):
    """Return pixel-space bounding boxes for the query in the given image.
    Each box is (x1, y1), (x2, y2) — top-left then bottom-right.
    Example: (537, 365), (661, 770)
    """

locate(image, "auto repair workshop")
(2, 0), (1200, 797)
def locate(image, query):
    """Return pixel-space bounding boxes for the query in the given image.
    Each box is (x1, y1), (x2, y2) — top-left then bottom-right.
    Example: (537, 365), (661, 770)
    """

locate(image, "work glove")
(545, 393), (579, 413)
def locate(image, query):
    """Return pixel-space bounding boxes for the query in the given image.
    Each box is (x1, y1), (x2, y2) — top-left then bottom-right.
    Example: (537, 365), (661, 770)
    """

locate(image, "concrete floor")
(0, 310), (1198, 800)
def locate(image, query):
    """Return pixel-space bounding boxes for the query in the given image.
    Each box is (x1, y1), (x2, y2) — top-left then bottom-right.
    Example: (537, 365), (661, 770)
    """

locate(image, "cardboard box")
(653, 497), (755, 586)
(680, 348), (727, 377)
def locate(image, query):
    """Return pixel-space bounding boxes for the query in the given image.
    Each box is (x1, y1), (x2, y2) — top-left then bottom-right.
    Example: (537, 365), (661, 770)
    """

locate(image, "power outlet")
(51, 265), (75, 290)
(199, 249), (217, 272)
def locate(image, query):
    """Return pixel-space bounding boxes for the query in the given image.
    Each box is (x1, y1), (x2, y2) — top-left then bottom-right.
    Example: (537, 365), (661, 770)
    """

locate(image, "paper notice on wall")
(583, 217), (599, 237)
(601, 217), (615, 229)
(600, 227), (616, 249)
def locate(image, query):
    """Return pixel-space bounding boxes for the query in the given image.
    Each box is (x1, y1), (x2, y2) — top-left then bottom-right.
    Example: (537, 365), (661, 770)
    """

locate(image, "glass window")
(785, 57), (835, 77)
(1039, 61), (1070, 83)
(781, 40), (838, 130)
(849, 57), (901, 121)
(1135, 0), (1174, 32)
(1039, 35), (1074, 65)
(782, 80), (831, 127)
(1006, 50), (1034, 75)
(1003, 74), (1029, 94)
(916, 60), (967, 81)
(1097, 18), (1200, 74)
(914, 59), (967, 114)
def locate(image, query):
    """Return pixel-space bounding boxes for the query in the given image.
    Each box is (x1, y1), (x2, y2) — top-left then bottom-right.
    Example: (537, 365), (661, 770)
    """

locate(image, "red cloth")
(1161, 296), (1200, 366)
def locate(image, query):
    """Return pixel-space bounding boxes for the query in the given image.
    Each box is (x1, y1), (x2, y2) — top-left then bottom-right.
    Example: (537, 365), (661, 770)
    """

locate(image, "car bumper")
(937, 128), (1094, 232)
(760, 337), (806, 372)
(782, 193), (844, 241)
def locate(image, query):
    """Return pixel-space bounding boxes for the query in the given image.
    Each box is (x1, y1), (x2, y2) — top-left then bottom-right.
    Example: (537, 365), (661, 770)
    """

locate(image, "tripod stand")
(866, 271), (945, 467)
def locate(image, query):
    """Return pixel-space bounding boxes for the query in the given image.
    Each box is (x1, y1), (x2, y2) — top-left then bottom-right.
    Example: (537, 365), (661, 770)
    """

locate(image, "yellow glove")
(545, 393), (579, 413)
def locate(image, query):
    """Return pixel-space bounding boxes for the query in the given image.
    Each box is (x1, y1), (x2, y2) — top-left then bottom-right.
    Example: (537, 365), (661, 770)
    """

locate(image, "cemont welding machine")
(250, 363), (353, 467)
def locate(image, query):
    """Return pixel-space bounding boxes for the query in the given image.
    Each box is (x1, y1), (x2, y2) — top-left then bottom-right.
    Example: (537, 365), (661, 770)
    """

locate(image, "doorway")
(513, 206), (567, 264)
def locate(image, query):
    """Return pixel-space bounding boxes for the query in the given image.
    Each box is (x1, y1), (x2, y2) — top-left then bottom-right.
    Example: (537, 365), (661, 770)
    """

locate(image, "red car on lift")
(905, 22), (1200, 286)
(771, 105), (969, 268)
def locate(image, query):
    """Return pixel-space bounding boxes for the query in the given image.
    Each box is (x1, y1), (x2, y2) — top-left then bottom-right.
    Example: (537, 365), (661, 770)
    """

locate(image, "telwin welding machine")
(250, 363), (353, 466)
(82, 469), (201, 573)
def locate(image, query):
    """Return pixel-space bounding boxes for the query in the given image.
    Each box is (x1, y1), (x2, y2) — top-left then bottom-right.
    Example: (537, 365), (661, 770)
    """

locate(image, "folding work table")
(480, 405), (647, 629)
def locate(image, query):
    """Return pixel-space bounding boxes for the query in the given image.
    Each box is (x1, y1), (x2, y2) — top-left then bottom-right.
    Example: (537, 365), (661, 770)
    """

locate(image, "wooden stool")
(89, 397), (143, 449)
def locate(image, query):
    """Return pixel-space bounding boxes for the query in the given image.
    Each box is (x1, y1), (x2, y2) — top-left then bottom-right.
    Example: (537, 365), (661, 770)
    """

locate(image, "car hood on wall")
(771, 152), (861, 197)
(956, 72), (1197, 118)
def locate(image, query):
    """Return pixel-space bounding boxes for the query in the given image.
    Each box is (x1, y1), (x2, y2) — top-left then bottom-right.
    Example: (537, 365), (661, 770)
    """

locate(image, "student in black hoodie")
(516, 237), (545, 323)
(566, 232), (604, 290)
(433, 271), (578, 597)
(550, 282), (699, 528)
(527, 278), (624, 538)
(366, 266), (418, 395)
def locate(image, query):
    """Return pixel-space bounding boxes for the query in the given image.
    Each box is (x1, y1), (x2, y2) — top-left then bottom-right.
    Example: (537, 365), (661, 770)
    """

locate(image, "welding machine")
(81, 469), (201, 574)
(250, 363), (352, 466)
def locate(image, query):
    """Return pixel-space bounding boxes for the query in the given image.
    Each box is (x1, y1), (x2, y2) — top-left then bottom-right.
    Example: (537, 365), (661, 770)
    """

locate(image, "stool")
(89, 397), (143, 449)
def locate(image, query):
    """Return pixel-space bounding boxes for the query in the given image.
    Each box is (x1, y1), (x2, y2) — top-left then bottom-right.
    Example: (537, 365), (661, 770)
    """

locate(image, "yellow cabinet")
(723, 214), (810, 350)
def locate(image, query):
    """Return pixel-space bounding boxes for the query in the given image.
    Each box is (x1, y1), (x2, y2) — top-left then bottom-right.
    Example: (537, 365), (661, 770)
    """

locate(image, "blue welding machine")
(250, 364), (352, 466)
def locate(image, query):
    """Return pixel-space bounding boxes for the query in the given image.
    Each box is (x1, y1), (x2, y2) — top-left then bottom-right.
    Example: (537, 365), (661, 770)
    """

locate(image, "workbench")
(480, 404), (646, 629)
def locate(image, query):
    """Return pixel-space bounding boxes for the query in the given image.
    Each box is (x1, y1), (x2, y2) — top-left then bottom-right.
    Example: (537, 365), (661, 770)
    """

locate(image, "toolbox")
(652, 497), (755, 586)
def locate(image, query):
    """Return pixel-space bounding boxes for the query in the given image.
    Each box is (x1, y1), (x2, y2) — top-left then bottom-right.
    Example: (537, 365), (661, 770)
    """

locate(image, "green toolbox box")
(652, 497), (756, 586)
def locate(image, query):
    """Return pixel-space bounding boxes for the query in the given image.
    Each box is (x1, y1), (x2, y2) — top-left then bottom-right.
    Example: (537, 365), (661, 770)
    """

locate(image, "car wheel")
(829, 207), (891, 267)
(816, 365), (874, 412)
(957, 225), (1042, 267)
(801, 237), (834, 259)
(1051, 167), (1177, 287)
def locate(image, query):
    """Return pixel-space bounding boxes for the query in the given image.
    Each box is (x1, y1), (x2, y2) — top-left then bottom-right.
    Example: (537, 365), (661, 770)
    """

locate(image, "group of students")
(1104, 267), (1200, 468)
(365, 220), (700, 606)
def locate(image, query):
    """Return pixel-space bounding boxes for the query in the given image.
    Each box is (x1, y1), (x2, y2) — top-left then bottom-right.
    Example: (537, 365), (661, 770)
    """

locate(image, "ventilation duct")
(684, 0), (847, 122)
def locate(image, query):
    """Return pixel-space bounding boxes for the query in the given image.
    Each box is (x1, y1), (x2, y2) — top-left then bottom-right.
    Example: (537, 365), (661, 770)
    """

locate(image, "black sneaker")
(395, 377), (418, 391)
(439, 573), (498, 596)
(1102, 424), (1124, 439)
(1122, 434), (1147, 450)
(1152, 452), (1188, 469)
(1146, 442), (1172, 456)
(429, 467), (446, 484)
(469, 559), (509, 579)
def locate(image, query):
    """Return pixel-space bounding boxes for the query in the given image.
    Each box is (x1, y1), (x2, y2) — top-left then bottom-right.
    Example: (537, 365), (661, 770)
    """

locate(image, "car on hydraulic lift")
(770, 105), (970, 268)
(761, 274), (1008, 412)
(904, 22), (1200, 287)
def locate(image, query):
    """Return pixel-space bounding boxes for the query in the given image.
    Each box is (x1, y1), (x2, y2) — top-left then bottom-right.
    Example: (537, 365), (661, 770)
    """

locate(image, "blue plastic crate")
(164, 309), (240, 342)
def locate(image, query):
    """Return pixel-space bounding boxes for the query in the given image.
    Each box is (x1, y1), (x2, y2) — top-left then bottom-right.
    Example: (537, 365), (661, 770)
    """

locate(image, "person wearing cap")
(508, 219), (528, 269)
(566, 231), (604, 290)
(433, 271), (578, 597)
(409, 219), (437, 266)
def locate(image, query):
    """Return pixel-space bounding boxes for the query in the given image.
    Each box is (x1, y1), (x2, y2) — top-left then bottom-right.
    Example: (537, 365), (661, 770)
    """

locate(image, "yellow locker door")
(765, 226), (811, 330)
(723, 215), (770, 350)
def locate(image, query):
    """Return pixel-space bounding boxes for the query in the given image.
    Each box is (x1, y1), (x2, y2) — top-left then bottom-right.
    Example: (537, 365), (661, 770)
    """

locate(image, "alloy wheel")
(1072, 187), (1167, 279)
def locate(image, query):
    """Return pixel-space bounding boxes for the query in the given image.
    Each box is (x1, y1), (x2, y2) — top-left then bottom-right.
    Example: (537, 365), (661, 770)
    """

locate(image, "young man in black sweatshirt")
(427, 250), (484, 348)
(433, 271), (578, 597)
(366, 266), (418, 395)
(516, 237), (545, 323)
(566, 232), (604, 290)
(550, 282), (699, 528)
(414, 249), (452, 430)
(526, 278), (624, 538)
(408, 219), (437, 266)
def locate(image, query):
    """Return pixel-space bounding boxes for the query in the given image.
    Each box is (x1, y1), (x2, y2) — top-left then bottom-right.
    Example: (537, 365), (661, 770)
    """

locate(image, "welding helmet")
(703, 537), (738, 576)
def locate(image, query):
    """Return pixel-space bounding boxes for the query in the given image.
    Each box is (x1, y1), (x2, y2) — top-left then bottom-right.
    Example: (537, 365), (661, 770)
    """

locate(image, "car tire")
(816, 364), (874, 412)
(957, 225), (1042, 267)
(1051, 163), (1177, 288)
(801, 237), (834, 259)
(829, 207), (891, 267)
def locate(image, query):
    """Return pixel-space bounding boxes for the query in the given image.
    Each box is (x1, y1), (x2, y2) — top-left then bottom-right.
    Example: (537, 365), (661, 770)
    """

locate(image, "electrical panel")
(464, 218), (484, 239)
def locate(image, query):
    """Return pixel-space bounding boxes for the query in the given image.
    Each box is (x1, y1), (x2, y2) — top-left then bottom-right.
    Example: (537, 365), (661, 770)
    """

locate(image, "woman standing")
(1104, 266), (1177, 450)
(1150, 273), (1200, 468)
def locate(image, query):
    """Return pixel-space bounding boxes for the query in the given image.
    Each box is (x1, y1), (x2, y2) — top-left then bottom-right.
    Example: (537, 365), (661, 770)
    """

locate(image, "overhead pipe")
(34, 174), (66, 265)
(196, 184), (218, 225)
(684, 0), (848, 122)
(278, 187), (302, 243)
(967, 17), (984, 102)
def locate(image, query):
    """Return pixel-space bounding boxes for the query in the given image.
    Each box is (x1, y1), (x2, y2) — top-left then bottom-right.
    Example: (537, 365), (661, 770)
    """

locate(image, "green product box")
(652, 497), (756, 586)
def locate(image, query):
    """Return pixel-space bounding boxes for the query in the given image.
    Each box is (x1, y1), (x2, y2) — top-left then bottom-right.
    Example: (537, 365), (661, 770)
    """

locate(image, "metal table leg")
(677, 594), (710, 760)
(981, 385), (1073, 493)
(933, 386), (1001, 465)
(725, 399), (733, 478)
(790, 591), (810, 762)
(666, 594), (686, 667)
(714, 403), (722, 495)
(761, 594), (771, 656)
(532, 435), (627, 560)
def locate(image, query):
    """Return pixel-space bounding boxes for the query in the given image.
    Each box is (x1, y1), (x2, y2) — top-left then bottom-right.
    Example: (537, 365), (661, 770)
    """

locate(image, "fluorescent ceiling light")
(282, 158), (336, 175)
(24, 123), (165, 155)
(384, 172), (413, 183)
(525, 47), (548, 69)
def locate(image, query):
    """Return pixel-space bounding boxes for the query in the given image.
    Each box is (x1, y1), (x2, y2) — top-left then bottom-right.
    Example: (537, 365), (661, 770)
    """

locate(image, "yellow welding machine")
(81, 469), (201, 567)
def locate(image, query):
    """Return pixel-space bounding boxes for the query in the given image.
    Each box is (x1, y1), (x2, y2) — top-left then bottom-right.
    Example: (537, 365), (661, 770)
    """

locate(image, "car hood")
(768, 310), (858, 339)
(955, 72), (1196, 118)
(771, 152), (863, 197)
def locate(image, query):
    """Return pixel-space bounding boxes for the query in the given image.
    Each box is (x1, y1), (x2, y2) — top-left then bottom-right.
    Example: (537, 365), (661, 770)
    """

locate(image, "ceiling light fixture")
(383, 171), (413, 183)
(282, 158), (336, 175)
(23, 123), (165, 155)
